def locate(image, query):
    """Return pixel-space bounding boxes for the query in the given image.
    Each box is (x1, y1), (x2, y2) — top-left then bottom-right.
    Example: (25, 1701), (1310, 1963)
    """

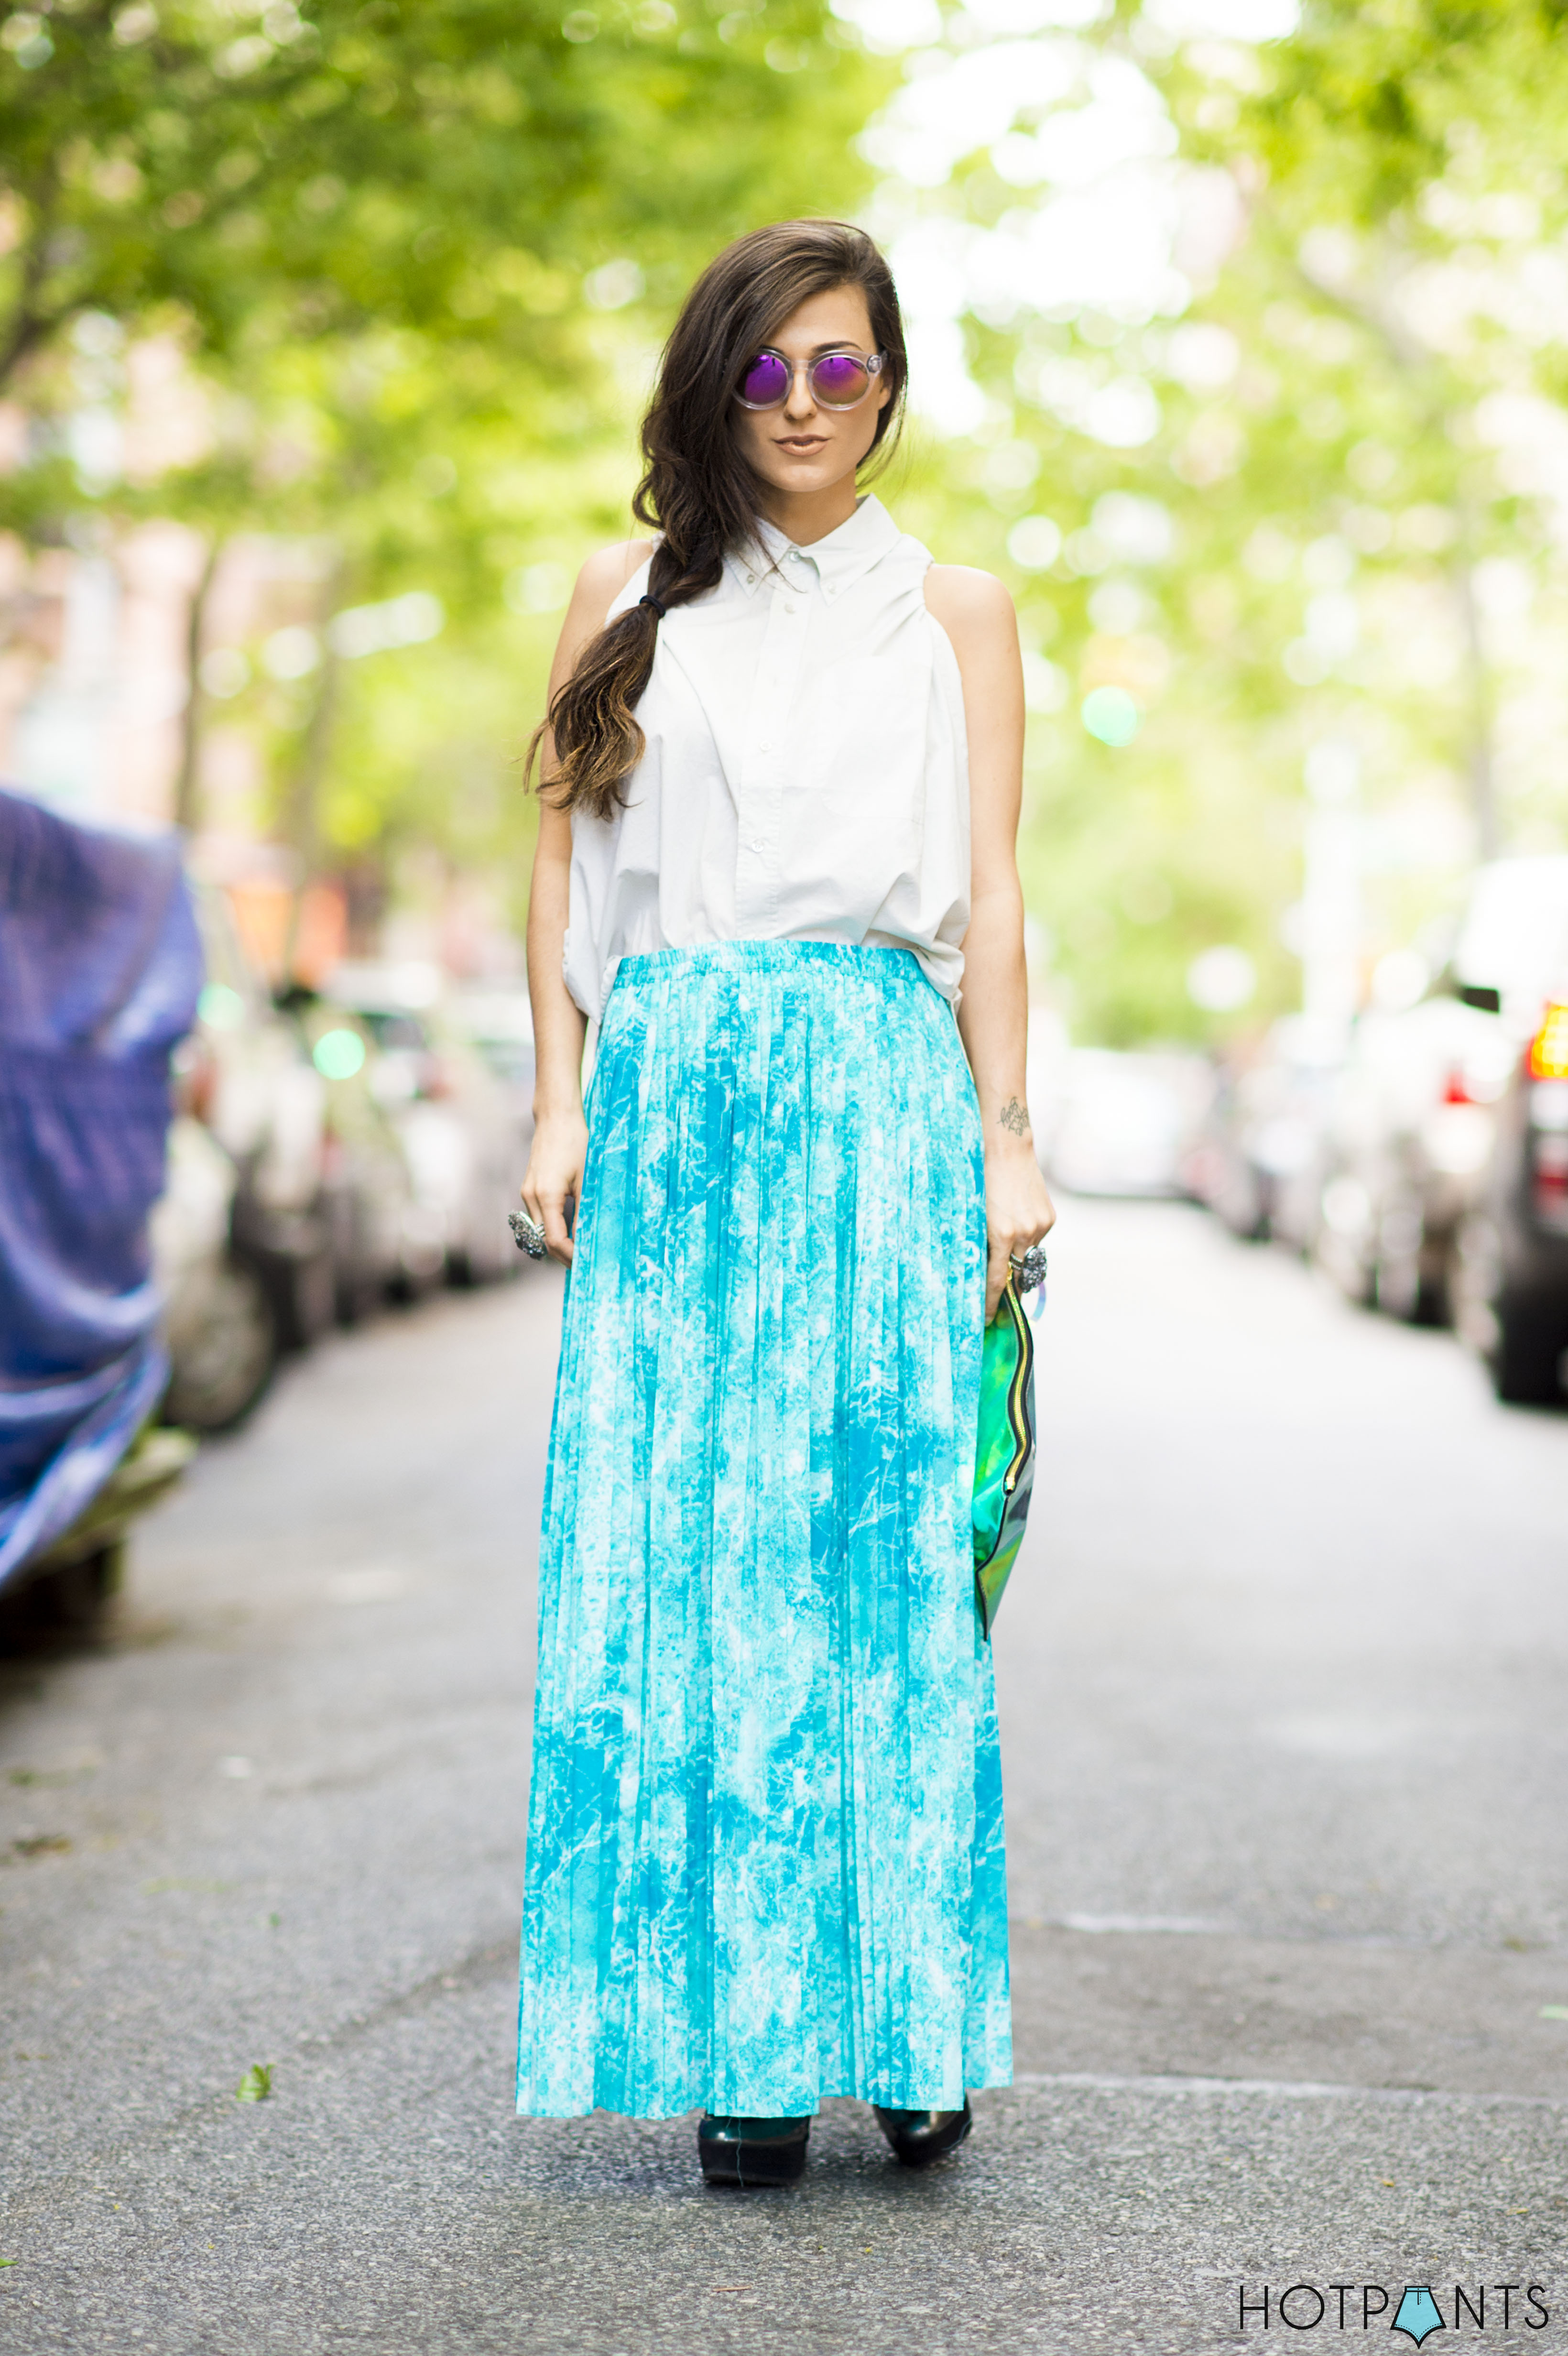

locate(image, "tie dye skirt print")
(516, 941), (1011, 2119)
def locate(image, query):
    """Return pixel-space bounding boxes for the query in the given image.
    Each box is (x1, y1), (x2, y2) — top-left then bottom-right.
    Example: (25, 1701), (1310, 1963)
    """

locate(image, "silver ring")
(1009, 1243), (1048, 1297)
(508, 1208), (548, 1260)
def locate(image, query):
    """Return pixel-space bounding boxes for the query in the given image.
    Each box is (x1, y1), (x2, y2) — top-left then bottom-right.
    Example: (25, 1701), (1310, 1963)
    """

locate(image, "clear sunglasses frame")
(732, 349), (888, 413)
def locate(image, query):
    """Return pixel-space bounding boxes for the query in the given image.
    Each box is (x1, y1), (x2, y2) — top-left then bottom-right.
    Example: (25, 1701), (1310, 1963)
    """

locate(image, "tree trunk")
(280, 562), (349, 874)
(1452, 554), (1499, 862)
(173, 538), (221, 834)
(282, 644), (341, 875)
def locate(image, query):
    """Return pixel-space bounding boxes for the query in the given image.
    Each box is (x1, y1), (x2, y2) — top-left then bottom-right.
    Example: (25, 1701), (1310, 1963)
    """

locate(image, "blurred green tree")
(1188, 0), (1568, 863)
(12, 0), (1565, 1017)
(0, 0), (877, 393)
(857, 0), (1568, 1043)
(0, 0), (886, 884)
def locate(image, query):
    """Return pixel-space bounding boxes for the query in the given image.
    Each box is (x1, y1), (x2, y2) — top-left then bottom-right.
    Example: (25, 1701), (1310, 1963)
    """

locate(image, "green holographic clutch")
(972, 1273), (1038, 1638)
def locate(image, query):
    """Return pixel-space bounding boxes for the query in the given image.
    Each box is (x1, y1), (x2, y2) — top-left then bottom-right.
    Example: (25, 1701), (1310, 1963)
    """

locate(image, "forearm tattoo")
(998, 1097), (1030, 1137)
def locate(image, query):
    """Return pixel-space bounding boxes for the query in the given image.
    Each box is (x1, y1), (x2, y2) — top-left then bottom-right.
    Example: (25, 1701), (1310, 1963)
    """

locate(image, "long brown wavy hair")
(530, 218), (907, 820)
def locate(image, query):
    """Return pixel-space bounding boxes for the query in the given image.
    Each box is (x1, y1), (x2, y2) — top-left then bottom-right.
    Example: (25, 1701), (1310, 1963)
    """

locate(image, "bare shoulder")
(549, 539), (656, 687)
(554, 539), (656, 667)
(574, 537), (656, 611)
(922, 563), (1017, 646)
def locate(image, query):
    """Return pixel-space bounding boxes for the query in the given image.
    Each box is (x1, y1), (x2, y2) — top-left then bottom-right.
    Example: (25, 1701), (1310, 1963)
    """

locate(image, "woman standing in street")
(514, 218), (1055, 2186)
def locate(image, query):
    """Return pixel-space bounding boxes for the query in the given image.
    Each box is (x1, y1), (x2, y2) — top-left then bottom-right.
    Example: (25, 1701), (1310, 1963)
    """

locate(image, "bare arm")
(924, 563), (1056, 1320)
(521, 537), (653, 1263)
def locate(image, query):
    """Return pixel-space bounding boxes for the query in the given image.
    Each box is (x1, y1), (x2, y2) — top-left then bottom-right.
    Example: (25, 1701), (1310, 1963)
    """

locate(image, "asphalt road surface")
(2, 1200), (1566, 2354)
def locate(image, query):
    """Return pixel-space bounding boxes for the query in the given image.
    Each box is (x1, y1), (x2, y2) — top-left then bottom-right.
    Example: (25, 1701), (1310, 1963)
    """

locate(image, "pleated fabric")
(516, 940), (1011, 2120)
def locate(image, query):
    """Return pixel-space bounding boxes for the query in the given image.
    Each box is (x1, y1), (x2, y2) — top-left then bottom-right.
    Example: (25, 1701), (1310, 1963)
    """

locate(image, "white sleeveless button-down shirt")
(561, 494), (971, 1020)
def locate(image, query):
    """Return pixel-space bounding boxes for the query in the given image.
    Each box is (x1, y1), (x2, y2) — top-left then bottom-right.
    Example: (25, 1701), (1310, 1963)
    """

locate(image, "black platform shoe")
(872, 2099), (973, 2168)
(697, 2114), (811, 2187)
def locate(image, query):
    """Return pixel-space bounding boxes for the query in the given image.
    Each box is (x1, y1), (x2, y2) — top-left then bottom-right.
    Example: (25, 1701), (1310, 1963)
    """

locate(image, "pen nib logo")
(1392, 2287), (1446, 2346)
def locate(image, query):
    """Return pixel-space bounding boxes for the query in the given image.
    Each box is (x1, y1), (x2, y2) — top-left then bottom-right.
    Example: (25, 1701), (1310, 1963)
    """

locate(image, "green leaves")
(860, 0), (1568, 1041)
(0, 0), (888, 396)
(236, 2063), (272, 2103)
(0, 0), (886, 891)
(1238, 0), (1568, 238)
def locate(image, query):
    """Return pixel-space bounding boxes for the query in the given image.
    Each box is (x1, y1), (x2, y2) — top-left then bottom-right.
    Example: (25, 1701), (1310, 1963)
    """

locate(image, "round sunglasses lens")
(812, 354), (870, 405)
(739, 352), (789, 406)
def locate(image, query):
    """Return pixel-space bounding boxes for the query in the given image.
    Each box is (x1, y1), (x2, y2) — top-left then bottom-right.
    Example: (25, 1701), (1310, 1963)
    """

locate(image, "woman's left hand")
(983, 1135), (1056, 1323)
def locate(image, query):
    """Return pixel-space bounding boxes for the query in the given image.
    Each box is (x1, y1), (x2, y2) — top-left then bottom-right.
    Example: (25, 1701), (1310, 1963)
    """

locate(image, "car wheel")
(1491, 1296), (1565, 1407)
(0, 1543), (122, 1651)
(1374, 1252), (1448, 1327)
(40, 1543), (124, 1630)
(283, 1248), (337, 1349)
(1371, 1189), (1433, 1323)
(335, 1265), (379, 1326)
(163, 1254), (279, 1433)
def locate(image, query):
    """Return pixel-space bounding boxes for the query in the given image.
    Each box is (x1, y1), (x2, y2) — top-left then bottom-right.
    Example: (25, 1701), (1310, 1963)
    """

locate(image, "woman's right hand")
(521, 1109), (589, 1265)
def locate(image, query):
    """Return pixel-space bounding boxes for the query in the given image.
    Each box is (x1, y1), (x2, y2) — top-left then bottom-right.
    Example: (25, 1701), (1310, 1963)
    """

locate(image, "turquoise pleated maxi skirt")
(516, 940), (1011, 2120)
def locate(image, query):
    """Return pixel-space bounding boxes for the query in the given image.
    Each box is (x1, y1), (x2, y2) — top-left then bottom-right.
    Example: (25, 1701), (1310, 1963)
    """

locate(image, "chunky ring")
(1009, 1242), (1048, 1298)
(508, 1208), (548, 1260)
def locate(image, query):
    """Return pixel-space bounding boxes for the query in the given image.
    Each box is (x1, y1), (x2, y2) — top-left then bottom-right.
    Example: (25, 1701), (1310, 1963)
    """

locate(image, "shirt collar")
(727, 494), (901, 605)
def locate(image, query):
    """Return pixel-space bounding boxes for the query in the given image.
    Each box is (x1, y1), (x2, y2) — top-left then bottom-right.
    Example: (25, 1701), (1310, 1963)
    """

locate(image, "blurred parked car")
(156, 884), (337, 1430)
(1444, 862), (1568, 1401)
(325, 962), (531, 1286)
(152, 1113), (278, 1433)
(1312, 859), (1568, 1359)
(450, 985), (536, 1107)
(273, 986), (446, 1315)
(1190, 1016), (1341, 1251)
(1311, 994), (1516, 1322)
(157, 894), (451, 1426)
(1449, 862), (1568, 1389)
(1042, 1049), (1215, 1199)
(1450, 1007), (1568, 1402)
(151, 904), (536, 1428)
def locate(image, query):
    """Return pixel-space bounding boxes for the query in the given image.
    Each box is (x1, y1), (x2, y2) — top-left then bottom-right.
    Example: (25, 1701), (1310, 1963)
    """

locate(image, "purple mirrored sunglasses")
(733, 348), (887, 412)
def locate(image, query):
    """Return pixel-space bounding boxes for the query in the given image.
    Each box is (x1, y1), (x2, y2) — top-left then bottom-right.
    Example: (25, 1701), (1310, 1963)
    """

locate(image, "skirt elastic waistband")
(609, 938), (930, 995)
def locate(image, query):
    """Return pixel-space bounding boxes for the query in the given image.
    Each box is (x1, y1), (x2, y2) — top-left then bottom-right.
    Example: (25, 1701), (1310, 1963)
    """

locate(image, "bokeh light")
(312, 1028), (367, 1080)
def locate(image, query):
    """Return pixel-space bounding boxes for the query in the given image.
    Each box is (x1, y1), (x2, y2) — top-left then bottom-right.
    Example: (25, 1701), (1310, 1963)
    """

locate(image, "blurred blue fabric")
(0, 788), (202, 1587)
